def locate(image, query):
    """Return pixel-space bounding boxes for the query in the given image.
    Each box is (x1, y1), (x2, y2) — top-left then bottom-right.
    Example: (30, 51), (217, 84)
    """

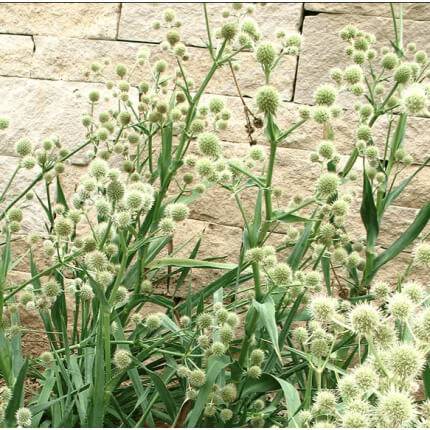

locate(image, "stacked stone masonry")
(1, 2), (429, 302)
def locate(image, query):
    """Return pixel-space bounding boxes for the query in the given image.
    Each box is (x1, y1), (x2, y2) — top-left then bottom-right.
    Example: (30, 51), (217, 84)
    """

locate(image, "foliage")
(0, 3), (430, 428)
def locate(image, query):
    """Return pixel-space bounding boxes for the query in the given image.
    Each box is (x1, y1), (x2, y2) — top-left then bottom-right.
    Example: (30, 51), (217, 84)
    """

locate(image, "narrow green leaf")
(146, 368), (177, 421)
(273, 376), (302, 427)
(185, 355), (229, 427)
(146, 257), (236, 270)
(4, 356), (29, 427)
(369, 203), (430, 282)
(253, 297), (281, 362)
(361, 173), (379, 246)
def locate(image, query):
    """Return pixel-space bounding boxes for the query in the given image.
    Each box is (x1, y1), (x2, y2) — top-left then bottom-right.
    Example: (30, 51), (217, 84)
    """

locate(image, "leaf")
(381, 156), (430, 217)
(287, 210), (316, 271)
(271, 210), (313, 224)
(253, 297), (281, 362)
(273, 376), (302, 427)
(321, 256), (331, 295)
(4, 356), (29, 427)
(146, 368), (177, 421)
(423, 364), (430, 399)
(361, 173), (379, 246)
(173, 399), (192, 428)
(146, 257), (236, 271)
(368, 203), (430, 283)
(55, 176), (68, 211)
(185, 355), (230, 427)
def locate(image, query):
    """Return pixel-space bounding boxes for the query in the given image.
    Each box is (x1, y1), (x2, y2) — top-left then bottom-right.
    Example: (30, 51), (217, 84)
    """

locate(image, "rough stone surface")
(0, 35), (34, 78)
(31, 36), (296, 101)
(295, 13), (430, 109)
(118, 3), (303, 46)
(0, 76), (138, 165)
(0, 3), (120, 39)
(305, 3), (430, 21)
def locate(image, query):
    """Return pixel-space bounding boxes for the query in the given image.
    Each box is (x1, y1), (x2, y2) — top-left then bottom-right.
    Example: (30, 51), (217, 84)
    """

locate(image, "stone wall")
(1, 2), (430, 310)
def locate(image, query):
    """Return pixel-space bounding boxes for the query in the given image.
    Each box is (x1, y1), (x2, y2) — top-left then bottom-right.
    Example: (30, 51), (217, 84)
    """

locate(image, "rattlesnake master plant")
(0, 2), (429, 428)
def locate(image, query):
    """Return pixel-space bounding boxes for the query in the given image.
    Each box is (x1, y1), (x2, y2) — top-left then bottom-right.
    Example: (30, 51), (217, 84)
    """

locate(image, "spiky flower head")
(89, 158), (108, 180)
(344, 65), (362, 84)
(84, 250), (108, 272)
(312, 106), (331, 123)
(316, 173), (340, 197)
(250, 348), (265, 366)
(371, 281), (390, 300)
(313, 390), (337, 415)
(15, 138), (33, 157)
(314, 85), (337, 106)
(388, 343), (424, 380)
(256, 42), (276, 65)
(198, 132), (221, 158)
(342, 411), (369, 428)
(394, 63), (412, 84)
(15, 408), (32, 427)
(211, 341), (226, 355)
(413, 243), (430, 268)
(269, 263), (292, 285)
(54, 216), (73, 238)
(42, 279), (61, 298)
(247, 365), (262, 379)
(220, 408), (233, 423)
(350, 303), (380, 336)
(310, 296), (337, 321)
(388, 292), (412, 320)
(292, 326), (308, 344)
(113, 349), (131, 370)
(189, 368), (206, 387)
(221, 21), (238, 41)
(0, 117), (9, 129)
(146, 314), (161, 331)
(338, 374), (360, 401)
(403, 281), (424, 304)
(377, 389), (415, 427)
(402, 84), (427, 115)
(80, 284), (95, 301)
(197, 312), (213, 329)
(165, 203), (189, 222)
(256, 85), (280, 115)
(318, 140), (335, 159)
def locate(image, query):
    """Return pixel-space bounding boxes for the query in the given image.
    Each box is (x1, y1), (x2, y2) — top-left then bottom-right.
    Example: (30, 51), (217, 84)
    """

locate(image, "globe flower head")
(316, 173), (340, 197)
(221, 21), (238, 41)
(413, 243), (430, 268)
(113, 349), (131, 369)
(388, 292), (412, 320)
(189, 368), (206, 387)
(314, 84), (337, 106)
(388, 343), (424, 380)
(256, 42), (276, 66)
(377, 389), (415, 427)
(350, 303), (380, 337)
(15, 138), (33, 157)
(403, 281), (424, 304)
(309, 296), (337, 321)
(256, 85), (280, 115)
(394, 63), (412, 84)
(165, 202), (189, 222)
(402, 84), (428, 115)
(15, 408), (32, 427)
(198, 132), (221, 158)
(344, 65), (362, 85)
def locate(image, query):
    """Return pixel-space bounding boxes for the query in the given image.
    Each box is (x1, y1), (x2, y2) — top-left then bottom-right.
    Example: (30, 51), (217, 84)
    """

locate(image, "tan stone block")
(295, 13), (430, 109)
(0, 3), (120, 39)
(0, 35), (33, 78)
(118, 3), (302, 46)
(0, 76), (138, 165)
(305, 3), (430, 21)
(31, 37), (295, 101)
